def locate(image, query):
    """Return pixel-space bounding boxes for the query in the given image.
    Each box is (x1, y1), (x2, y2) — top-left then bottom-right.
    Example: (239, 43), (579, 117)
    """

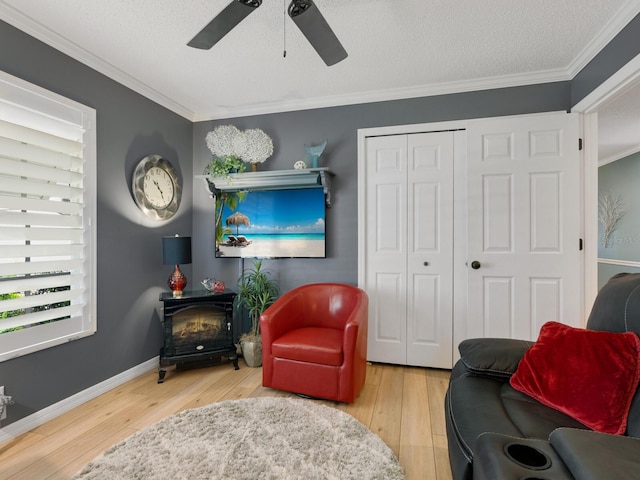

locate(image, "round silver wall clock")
(132, 155), (182, 220)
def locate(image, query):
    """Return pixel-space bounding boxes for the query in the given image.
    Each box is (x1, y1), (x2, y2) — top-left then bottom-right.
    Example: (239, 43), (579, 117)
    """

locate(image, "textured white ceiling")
(1, 0), (640, 161)
(1, 0), (638, 117)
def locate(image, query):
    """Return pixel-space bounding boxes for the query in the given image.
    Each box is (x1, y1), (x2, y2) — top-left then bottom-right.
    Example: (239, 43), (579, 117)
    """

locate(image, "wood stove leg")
(231, 353), (239, 370)
(158, 367), (168, 383)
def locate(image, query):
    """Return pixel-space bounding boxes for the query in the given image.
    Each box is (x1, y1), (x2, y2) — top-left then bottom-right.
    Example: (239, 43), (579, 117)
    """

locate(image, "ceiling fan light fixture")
(288, 0), (312, 16)
(188, 0), (262, 50)
(288, 0), (348, 66)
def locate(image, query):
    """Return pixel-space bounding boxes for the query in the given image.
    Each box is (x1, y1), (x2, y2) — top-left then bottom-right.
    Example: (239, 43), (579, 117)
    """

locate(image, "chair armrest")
(550, 428), (640, 480)
(260, 290), (303, 387)
(340, 289), (368, 402)
(260, 291), (302, 341)
(342, 291), (368, 364)
(458, 338), (533, 380)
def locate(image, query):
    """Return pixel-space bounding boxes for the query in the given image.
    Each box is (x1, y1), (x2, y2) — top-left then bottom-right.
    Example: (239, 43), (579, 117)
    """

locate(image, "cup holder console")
(473, 433), (573, 480)
(504, 443), (551, 470)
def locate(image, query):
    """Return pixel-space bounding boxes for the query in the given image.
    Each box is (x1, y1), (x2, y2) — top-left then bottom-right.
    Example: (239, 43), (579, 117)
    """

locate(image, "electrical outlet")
(0, 386), (6, 421)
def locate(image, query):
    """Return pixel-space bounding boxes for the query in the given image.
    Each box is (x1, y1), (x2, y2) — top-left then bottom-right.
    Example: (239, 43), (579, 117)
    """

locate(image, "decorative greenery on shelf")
(205, 155), (247, 178)
(236, 259), (279, 342)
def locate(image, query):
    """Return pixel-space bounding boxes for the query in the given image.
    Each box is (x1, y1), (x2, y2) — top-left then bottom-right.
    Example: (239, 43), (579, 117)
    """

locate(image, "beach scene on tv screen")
(217, 188), (326, 258)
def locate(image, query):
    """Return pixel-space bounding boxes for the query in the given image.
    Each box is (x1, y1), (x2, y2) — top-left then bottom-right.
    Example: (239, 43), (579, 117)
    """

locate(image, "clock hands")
(134, 156), (181, 220)
(153, 179), (166, 202)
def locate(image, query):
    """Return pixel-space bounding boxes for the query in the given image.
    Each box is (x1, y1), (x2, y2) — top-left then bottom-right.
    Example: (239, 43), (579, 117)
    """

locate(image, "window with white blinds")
(0, 70), (96, 362)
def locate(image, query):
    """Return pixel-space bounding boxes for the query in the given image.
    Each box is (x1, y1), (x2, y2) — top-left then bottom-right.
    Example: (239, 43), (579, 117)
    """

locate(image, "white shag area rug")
(72, 396), (405, 480)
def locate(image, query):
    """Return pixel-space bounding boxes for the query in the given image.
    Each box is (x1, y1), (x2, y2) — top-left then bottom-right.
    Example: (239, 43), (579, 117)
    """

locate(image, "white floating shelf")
(195, 168), (334, 206)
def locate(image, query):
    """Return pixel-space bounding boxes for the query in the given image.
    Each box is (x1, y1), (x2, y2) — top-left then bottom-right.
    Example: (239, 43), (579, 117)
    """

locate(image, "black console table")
(158, 290), (239, 383)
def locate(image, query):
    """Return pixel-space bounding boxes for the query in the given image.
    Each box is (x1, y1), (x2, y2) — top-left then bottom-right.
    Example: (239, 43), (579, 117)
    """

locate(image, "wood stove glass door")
(169, 305), (228, 356)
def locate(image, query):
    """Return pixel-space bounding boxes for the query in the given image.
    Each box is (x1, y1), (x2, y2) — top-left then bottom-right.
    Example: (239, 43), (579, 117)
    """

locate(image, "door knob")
(423, 261), (429, 266)
(471, 261), (481, 270)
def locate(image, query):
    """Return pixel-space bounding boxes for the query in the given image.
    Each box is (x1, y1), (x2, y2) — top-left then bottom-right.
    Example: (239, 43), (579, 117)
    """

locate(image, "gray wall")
(0, 20), (193, 426)
(192, 83), (571, 294)
(572, 13), (640, 106)
(1, 10), (640, 428)
(598, 152), (640, 288)
(588, 12), (640, 291)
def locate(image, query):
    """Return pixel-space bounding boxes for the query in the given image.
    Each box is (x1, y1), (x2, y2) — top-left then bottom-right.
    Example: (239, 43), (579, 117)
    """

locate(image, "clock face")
(132, 155), (182, 220)
(143, 166), (175, 209)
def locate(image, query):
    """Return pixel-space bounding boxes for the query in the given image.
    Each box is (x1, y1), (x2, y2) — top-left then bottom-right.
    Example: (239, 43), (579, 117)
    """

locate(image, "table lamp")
(163, 234), (192, 297)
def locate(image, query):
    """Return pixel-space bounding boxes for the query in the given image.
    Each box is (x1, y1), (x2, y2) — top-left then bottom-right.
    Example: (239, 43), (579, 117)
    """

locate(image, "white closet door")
(365, 132), (454, 367)
(465, 112), (581, 341)
(365, 135), (408, 364)
(406, 132), (454, 367)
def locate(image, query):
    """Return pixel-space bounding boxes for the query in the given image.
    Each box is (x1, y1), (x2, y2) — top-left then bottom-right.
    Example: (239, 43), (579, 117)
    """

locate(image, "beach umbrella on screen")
(226, 211), (250, 235)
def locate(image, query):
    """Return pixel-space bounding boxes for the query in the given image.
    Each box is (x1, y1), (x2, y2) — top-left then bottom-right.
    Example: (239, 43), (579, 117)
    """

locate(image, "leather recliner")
(260, 283), (368, 403)
(445, 272), (640, 480)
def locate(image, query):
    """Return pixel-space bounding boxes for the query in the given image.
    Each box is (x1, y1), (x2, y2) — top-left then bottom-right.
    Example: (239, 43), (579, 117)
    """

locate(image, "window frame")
(0, 70), (97, 362)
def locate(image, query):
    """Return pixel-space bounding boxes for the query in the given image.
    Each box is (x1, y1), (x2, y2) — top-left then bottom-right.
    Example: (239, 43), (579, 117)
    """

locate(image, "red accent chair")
(260, 283), (368, 403)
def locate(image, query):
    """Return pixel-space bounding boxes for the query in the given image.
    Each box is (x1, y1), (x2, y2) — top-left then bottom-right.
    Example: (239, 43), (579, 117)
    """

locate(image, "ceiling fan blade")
(288, 1), (347, 66)
(188, 0), (262, 49)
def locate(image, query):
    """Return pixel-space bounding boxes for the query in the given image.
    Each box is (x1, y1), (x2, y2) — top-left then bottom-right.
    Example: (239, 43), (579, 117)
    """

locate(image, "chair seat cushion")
(271, 327), (343, 366)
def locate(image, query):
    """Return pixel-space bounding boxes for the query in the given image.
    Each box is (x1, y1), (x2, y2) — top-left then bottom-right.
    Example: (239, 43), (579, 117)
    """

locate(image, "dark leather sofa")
(445, 273), (640, 480)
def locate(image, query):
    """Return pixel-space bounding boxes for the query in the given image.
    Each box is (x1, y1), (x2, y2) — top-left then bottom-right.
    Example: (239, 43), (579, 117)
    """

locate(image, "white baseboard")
(0, 356), (158, 444)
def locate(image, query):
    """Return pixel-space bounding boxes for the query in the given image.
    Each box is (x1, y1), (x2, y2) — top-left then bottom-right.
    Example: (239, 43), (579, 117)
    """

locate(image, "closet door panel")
(407, 132), (454, 368)
(372, 272), (405, 342)
(365, 135), (408, 364)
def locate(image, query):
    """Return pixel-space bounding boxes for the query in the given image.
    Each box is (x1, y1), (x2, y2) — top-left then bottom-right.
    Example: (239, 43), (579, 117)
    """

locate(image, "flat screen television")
(216, 188), (326, 258)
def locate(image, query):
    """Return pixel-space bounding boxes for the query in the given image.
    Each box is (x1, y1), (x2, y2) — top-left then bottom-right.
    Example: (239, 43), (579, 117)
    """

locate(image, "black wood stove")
(158, 290), (239, 383)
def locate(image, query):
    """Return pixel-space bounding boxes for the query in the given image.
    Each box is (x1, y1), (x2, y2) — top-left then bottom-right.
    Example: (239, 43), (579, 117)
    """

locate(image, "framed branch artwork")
(599, 191), (625, 248)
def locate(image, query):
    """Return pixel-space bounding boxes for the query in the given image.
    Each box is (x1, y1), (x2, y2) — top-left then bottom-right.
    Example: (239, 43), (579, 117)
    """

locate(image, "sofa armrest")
(473, 433), (574, 480)
(458, 338), (533, 380)
(550, 428), (640, 480)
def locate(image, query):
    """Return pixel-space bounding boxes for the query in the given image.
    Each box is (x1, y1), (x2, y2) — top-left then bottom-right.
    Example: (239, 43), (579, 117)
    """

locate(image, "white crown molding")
(194, 68), (572, 121)
(0, 357), (158, 444)
(566, 0), (640, 78)
(573, 52), (640, 113)
(0, 2), (196, 121)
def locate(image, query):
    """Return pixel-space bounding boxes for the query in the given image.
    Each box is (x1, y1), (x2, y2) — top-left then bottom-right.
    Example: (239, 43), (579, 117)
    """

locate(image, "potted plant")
(206, 155), (246, 178)
(236, 259), (279, 367)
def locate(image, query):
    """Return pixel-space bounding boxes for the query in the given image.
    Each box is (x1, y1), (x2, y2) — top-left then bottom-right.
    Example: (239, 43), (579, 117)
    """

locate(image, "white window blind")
(0, 70), (96, 362)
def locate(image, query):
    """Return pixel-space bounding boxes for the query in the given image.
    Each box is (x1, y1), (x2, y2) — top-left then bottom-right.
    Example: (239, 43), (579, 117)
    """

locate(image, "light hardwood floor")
(0, 362), (453, 480)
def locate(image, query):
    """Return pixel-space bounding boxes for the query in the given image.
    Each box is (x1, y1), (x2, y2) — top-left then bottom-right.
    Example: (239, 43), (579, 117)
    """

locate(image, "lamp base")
(168, 264), (187, 297)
